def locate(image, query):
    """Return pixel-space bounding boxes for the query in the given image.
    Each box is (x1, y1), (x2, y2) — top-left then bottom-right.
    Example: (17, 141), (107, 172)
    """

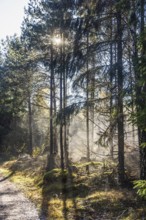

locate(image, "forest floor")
(0, 154), (146, 220)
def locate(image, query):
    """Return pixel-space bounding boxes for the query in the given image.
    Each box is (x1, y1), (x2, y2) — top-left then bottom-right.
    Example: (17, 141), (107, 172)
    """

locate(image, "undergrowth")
(0, 156), (146, 220)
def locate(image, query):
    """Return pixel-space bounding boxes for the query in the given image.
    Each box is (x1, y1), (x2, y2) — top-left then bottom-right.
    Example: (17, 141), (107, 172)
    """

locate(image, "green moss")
(1, 158), (146, 220)
(43, 168), (68, 184)
(76, 161), (102, 168)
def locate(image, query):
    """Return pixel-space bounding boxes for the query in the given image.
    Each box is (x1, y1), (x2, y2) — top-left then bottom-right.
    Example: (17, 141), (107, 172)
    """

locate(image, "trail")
(0, 173), (41, 220)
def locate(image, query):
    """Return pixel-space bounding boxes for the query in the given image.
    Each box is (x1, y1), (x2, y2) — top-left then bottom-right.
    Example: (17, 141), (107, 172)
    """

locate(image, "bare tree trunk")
(52, 69), (58, 154)
(116, 9), (125, 184)
(109, 14), (114, 159)
(90, 57), (95, 152)
(63, 60), (69, 168)
(60, 33), (64, 170)
(139, 0), (146, 179)
(47, 42), (57, 171)
(86, 32), (90, 173)
(50, 42), (54, 155)
(28, 91), (33, 156)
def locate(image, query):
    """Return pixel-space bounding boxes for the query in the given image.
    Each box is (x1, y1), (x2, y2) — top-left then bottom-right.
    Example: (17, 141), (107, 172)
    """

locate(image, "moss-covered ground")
(0, 156), (146, 220)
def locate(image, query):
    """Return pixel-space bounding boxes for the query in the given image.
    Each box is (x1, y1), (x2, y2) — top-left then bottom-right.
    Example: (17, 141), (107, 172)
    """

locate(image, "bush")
(133, 180), (146, 199)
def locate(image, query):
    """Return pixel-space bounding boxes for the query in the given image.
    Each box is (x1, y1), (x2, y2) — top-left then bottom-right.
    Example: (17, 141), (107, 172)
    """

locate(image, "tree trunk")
(60, 33), (64, 170)
(52, 70), (58, 154)
(50, 42), (54, 155)
(109, 14), (114, 159)
(116, 10), (125, 184)
(28, 91), (33, 156)
(47, 42), (57, 171)
(86, 32), (90, 173)
(139, 0), (146, 179)
(63, 53), (69, 168)
(90, 57), (95, 152)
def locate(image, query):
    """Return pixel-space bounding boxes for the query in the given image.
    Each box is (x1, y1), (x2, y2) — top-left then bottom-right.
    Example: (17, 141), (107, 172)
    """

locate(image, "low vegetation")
(0, 155), (146, 220)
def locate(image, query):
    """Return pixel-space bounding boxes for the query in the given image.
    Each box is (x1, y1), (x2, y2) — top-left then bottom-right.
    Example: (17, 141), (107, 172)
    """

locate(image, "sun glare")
(52, 36), (62, 45)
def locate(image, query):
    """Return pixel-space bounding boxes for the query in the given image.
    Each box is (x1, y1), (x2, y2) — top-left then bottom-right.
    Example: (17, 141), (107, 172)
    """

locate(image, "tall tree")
(116, 1), (125, 184)
(137, 0), (146, 179)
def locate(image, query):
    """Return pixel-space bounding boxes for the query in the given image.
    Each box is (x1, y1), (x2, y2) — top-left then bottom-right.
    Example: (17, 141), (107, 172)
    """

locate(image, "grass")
(0, 156), (146, 220)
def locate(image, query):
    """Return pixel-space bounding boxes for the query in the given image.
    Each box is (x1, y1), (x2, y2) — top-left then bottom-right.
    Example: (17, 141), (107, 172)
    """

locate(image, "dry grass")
(0, 157), (146, 220)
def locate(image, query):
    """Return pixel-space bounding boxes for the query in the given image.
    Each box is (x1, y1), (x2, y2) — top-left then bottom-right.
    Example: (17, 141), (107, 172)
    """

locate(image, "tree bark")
(60, 33), (64, 170)
(139, 0), (146, 179)
(86, 32), (90, 173)
(28, 91), (33, 156)
(116, 9), (125, 184)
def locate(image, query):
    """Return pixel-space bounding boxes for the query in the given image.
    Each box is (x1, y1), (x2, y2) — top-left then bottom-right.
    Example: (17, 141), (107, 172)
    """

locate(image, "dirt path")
(0, 173), (41, 220)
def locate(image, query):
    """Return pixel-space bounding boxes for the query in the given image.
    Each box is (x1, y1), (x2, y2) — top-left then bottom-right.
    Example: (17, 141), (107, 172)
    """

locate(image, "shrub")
(133, 180), (146, 199)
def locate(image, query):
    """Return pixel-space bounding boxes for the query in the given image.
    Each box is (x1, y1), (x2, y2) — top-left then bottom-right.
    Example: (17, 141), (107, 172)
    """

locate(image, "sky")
(0, 0), (29, 40)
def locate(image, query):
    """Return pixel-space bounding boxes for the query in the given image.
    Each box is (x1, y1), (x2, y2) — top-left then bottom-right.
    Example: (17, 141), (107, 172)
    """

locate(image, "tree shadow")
(0, 171), (15, 182)
(39, 168), (87, 220)
(40, 166), (114, 219)
(39, 170), (67, 220)
(0, 204), (14, 220)
(0, 154), (11, 166)
(62, 169), (79, 220)
(39, 177), (50, 220)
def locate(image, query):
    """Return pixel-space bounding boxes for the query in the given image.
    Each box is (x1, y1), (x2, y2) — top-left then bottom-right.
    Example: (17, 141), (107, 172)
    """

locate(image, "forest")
(0, 0), (146, 219)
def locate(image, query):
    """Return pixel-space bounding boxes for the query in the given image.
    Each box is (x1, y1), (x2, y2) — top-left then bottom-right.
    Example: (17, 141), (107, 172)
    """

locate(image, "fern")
(133, 180), (146, 199)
